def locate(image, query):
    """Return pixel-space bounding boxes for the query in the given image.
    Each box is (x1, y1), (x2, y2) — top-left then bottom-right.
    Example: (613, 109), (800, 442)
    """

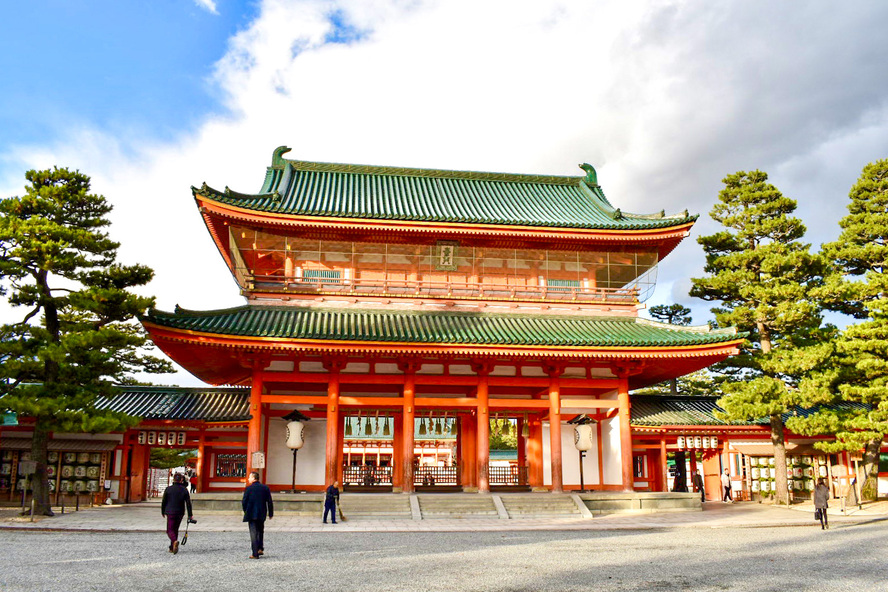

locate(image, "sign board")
(18, 460), (37, 475)
(251, 451), (266, 469)
(1, 412), (17, 426)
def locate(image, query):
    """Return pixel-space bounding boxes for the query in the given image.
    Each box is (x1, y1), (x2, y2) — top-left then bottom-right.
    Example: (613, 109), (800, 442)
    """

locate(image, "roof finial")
(579, 163), (598, 187)
(272, 146), (292, 167)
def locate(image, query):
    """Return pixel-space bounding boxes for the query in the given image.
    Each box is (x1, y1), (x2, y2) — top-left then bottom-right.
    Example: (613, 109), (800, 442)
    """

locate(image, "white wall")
(543, 419), (621, 487)
(265, 417), (326, 487)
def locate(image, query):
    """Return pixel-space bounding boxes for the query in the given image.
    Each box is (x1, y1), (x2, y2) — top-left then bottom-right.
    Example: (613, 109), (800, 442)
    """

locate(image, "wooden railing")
(343, 465), (393, 486)
(247, 275), (639, 303)
(414, 465), (460, 486)
(488, 465), (528, 486)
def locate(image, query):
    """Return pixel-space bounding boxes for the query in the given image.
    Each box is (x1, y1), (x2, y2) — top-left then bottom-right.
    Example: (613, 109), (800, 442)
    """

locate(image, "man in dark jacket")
(161, 473), (193, 554)
(323, 480), (340, 524)
(242, 471), (274, 559)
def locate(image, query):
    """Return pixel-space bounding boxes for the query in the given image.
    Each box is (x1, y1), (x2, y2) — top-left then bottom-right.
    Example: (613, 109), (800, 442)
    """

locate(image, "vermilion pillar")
(660, 436), (668, 492)
(527, 414), (544, 488)
(325, 372), (341, 486)
(402, 372), (416, 493)
(618, 377), (634, 491)
(196, 433), (206, 493)
(548, 375), (563, 493)
(460, 414), (477, 489)
(476, 373), (490, 493)
(247, 365), (264, 481)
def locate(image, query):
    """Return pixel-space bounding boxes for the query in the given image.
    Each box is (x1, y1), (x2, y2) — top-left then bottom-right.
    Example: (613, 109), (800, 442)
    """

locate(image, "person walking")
(721, 469), (733, 502)
(814, 478), (830, 530)
(323, 480), (340, 524)
(161, 473), (193, 554)
(242, 471), (274, 559)
(692, 470), (705, 503)
(189, 473), (198, 494)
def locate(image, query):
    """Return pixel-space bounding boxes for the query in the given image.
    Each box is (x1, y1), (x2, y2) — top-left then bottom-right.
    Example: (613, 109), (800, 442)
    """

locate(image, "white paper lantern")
(157, 432), (166, 446)
(177, 432), (186, 446)
(167, 432), (176, 446)
(693, 436), (702, 449)
(147, 431), (157, 445)
(573, 424), (594, 451)
(286, 421), (306, 450)
(702, 437), (710, 449)
(137, 431), (147, 445)
(677, 436), (686, 449)
(711, 436), (719, 449)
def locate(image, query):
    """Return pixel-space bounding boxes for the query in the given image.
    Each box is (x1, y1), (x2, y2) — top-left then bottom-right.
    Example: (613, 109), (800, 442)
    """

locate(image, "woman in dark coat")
(814, 478), (830, 530)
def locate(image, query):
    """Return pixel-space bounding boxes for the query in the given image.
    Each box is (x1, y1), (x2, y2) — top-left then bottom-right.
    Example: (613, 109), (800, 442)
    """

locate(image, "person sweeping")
(323, 480), (340, 524)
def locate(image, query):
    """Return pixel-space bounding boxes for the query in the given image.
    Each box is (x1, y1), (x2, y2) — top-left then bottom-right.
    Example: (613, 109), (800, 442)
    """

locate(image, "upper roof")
(193, 146), (696, 231)
(144, 305), (740, 349)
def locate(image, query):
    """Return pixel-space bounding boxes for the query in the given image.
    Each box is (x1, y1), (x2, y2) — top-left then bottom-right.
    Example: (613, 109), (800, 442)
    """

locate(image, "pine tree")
(0, 167), (172, 515)
(787, 159), (888, 500)
(648, 304), (693, 393)
(690, 170), (826, 505)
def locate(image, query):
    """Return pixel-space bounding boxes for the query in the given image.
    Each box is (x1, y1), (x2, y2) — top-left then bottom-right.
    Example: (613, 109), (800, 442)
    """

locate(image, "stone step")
(500, 495), (580, 518)
(417, 494), (499, 518)
(339, 494), (412, 517)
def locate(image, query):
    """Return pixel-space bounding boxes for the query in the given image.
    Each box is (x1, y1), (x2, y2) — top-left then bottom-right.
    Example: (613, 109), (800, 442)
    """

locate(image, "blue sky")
(0, 1), (255, 149)
(1, 1), (887, 386)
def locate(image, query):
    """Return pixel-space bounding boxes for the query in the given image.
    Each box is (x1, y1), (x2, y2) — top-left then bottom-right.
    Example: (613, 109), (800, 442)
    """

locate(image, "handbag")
(814, 509), (821, 521)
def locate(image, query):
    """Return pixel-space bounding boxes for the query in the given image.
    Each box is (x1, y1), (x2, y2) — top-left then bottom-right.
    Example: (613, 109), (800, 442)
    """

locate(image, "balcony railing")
(246, 275), (640, 304)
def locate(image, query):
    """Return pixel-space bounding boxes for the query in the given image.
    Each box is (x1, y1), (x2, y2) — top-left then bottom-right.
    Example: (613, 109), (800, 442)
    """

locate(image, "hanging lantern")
(383, 417), (391, 437)
(522, 413), (530, 437)
(702, 436), (710, 449)
(374, 411), (379, 432)
(435, 417), (443, 435)
(419, 417), (427, 436)
(693, 436), (702, 449)
(677, 436), (686, 449)
(711, 436), (719, 449)
(573, 424), (594, 451)
(285, 421), (305, 449)
(364, 415), (372, 436)
(450, 415), (458, 435)
(345, 416), (353, 437)
(502, 417), (510, 435)
(157, 432), (167, 446)
(137, 431), (147, 445)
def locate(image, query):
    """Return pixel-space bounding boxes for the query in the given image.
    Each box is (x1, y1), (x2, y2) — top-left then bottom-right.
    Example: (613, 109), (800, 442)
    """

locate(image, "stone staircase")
(339, 493), (412, 519)
(416, 493), (500, 519)
(499, 494), (581, 519)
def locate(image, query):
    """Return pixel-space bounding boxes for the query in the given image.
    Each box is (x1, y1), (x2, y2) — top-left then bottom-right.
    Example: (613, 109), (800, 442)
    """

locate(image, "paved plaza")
(2, 501), (887, 591)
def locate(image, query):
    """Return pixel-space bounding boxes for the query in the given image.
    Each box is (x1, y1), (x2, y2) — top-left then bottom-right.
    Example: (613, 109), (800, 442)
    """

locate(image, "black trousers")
(818, 508), (828, 528)
(248, 519), (265, 557)
(723, 486), (732, 501)
(324, 500), (337, 523)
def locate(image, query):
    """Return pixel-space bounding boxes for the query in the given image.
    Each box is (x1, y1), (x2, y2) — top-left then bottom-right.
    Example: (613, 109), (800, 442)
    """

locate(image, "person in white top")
(721, 469), (733, 502)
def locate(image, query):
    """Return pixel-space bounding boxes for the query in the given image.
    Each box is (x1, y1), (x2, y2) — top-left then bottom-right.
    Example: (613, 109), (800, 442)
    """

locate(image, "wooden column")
(516, 416), (527, 469)
(460, 414), (477, 489)
(392, 411), (404, 490)
(527, 414), (544, 488)
(401, 370), (416, 493)
(247, 364), (264, 481)
(617, 376), (634, 491)
(196, 433), (206, 494)
(660, 435), (668, 493)
(476, 370), (490, 493)
(325, 370), (341, 486)
(547, 371), (563, 493)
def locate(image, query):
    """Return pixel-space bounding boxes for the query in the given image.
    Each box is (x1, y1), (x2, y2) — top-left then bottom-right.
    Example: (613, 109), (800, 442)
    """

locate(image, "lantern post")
(283, 410), (310, 493)
(569, 415), (595, 493)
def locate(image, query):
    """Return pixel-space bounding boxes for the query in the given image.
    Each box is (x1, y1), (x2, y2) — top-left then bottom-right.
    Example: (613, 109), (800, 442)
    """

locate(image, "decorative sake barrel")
(751, 467), (760, 479)
(768, 457), (775, 466)
(769, 468), (777, 479)
(286, 421), (306, 449)
(574, 424), (594, 451)
(819, 465), (827, 477)
(761, 480), (770, 492)
(751, 480), (760, 492)
(806, 480), (815, 491)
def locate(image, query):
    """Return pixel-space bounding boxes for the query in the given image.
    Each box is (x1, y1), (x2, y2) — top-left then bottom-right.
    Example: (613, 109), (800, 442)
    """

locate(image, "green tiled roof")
(96, 386), (251, 422)
(630, 395), (871, 427)
(143, 306), (740, 348)
(193, 147), (696, 231)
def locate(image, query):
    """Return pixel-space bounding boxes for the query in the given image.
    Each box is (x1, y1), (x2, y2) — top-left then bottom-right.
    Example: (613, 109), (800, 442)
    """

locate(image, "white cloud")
(194, 0), (219, 15)
(3, 0), (888, 384)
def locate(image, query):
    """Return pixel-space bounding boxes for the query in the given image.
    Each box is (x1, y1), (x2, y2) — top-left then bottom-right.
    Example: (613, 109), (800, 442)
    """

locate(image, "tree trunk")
(770, 414), (790, 505)
(860, 436), (882, 501)
(29, 420), (54, 516)
(669, 378), (678, 395)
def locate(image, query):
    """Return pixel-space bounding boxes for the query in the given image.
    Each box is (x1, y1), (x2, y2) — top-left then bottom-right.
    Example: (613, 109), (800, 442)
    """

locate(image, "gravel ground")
(2, 522), (887, 592)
